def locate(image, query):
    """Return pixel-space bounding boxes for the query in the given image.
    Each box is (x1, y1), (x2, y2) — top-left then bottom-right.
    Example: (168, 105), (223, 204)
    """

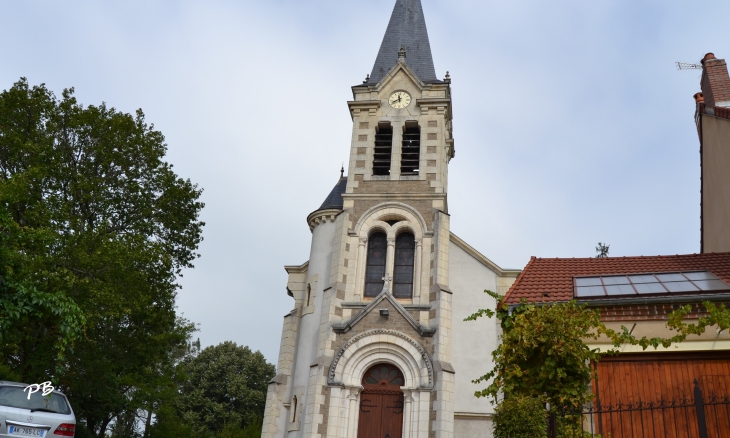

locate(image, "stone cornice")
(347, 100), (381, 110)
(347, 100), (381, 119)
(416, 97), (451, 116)
(306, 209), (342, 232)
(415, 97), (451, 107)
(332, 288), (436, 337)
(284, 261), (309, 275)
(341, 302), (431, 311)
(342, 193), (445, 200)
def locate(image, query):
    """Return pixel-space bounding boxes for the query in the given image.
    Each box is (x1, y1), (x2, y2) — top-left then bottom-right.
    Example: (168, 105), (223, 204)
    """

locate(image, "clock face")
(388, 91), (411, 109)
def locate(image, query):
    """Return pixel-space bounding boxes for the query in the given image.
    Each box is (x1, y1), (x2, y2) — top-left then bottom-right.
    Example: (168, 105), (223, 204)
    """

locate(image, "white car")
(0, 381), (76, 437)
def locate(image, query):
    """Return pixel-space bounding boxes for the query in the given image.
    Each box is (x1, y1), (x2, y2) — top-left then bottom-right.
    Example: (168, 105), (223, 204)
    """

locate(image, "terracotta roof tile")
(503, 252), (730, 304)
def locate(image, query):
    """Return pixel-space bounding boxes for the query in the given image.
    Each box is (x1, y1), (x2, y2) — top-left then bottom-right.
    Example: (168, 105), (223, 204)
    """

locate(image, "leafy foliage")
(492, 396), (547, 438)
(595, 242), (609, 258)
(174, 342), (276, 433)
(0, 78), (204, 437)
(0, 206), (86, 371)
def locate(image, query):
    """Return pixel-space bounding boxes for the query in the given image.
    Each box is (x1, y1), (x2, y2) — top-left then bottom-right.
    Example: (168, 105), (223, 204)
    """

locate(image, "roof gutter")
(507, 292), (730, 314)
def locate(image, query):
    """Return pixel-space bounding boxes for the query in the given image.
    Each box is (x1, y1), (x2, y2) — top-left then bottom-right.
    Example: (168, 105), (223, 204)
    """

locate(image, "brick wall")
(354, 179), (436, 195)
(598, 302), (713, 322)
(715, 105), (730, 120)
(702, 55), (730, 107)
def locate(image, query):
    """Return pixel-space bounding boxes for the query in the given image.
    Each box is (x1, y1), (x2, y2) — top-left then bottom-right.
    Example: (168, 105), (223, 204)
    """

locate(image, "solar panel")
(605, 284), (636, 295)
(573, 271), (730, 298)
(684, 272), (716, 281)
(602, 276), (630, 285)
(575, 277), (602, 286)
(628, 274), (658, 284)
(693, 279), (729, 291)
(576, 286), (606, 297)
(663, 281), (699, 293)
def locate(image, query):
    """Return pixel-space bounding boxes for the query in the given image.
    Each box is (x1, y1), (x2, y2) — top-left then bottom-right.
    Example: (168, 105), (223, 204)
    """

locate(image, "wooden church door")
(358, 364), (405, 438)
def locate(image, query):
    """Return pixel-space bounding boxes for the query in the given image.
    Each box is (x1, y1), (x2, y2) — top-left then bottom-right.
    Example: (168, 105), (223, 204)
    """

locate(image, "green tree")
(0, 78), (204, 437)
(172, 342), (275, 434)
(492, 396), (547, 438)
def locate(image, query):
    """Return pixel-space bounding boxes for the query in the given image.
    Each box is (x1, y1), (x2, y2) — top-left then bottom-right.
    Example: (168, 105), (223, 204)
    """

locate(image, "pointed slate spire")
(367, 0), (438, 84)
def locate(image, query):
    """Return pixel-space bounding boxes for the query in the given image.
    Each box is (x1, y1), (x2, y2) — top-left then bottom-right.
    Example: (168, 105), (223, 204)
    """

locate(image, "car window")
(0, 386), (71, 415)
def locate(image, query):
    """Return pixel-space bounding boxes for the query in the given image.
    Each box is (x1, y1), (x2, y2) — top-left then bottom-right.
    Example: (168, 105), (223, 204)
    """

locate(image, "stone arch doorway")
(357, 363), (405, 438)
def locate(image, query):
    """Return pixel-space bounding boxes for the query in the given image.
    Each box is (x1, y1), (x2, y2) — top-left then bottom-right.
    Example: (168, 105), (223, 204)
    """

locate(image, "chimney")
(700, 53), (730, 112)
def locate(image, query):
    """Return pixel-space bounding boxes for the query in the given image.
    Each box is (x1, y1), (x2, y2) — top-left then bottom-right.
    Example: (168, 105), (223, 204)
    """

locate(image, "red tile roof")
(503, 252), (730, 304)
(716, 105), (730, 120)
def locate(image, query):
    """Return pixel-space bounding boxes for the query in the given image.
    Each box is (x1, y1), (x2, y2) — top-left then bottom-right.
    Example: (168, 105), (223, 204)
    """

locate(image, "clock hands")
(389, 92), (409, 107)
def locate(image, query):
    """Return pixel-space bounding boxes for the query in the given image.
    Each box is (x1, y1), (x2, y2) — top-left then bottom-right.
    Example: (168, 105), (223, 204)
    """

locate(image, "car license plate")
(8, 426), (46, 437)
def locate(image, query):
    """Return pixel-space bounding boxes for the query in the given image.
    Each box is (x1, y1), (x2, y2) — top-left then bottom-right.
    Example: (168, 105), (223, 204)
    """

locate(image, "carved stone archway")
(325, 329), (433, 438)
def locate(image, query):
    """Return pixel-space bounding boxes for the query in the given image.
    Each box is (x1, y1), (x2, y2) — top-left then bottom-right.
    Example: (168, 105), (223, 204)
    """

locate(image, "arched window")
(306, 284), (311, 306)
(393, 232), (415, 298)
(291, 396), (298, 422)
(364, 232), (387, 297)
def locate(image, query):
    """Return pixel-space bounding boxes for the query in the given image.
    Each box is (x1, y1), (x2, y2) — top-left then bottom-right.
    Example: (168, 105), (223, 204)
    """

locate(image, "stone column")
(355, 237), (367, 299)
(346, 387), (362, 438)
(390, 122), (403, 179)
(385, 237), (396, 285)
(402, 391), (413, 438)
(413, 239), (422, 303)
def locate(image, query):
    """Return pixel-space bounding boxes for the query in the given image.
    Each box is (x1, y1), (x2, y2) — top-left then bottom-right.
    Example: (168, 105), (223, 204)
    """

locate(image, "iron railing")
(548, 379), (730, 438)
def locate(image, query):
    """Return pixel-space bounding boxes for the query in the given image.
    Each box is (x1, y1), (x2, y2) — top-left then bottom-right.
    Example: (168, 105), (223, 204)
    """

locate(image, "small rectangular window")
(401, 122), (420, 175)
(373, 123), (393, 176)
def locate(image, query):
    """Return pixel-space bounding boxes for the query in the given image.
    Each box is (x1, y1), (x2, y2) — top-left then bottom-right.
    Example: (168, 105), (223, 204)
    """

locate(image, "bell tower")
(262, 2), (462, 438)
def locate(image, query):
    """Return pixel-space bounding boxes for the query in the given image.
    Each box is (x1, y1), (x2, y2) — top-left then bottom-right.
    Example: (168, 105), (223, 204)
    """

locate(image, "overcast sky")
(2, 0), (728, 364)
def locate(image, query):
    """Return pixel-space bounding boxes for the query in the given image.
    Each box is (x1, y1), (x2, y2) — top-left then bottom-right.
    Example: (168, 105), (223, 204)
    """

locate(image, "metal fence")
(548, 379), (730, 438)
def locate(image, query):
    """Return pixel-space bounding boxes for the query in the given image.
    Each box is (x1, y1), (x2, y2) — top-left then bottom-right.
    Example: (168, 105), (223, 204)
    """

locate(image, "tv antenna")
(676, 61), (702, 70)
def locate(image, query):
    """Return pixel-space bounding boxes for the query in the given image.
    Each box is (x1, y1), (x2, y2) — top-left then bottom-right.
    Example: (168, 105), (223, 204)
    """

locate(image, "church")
(261, 1), (519, 437)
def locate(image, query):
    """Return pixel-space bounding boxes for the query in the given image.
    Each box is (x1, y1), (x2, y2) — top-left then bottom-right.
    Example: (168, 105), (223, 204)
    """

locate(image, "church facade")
(261, 2), (519, 437)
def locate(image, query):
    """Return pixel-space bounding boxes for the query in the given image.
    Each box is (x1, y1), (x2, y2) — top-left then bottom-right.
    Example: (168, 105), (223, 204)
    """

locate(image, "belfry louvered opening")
(401, 122), (420, 175)
(373, 123), (393, 176)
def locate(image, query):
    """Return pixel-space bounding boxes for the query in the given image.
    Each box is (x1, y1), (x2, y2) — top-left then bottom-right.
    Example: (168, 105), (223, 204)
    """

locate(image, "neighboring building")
(502, 253), (730, 404)
(495, 52), (730, 408)
(261, 1), (520, 438)
(694, 53), (730, 253)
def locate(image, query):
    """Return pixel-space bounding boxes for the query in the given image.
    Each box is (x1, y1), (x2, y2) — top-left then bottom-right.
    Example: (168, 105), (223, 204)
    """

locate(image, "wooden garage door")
(594, 351), (730, 437)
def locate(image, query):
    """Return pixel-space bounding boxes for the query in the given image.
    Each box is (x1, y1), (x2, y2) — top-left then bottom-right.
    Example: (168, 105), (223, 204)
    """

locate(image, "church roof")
(503, 252), (730, 305)
(365, 0), (439, 85)
(317, 176), (347, 211)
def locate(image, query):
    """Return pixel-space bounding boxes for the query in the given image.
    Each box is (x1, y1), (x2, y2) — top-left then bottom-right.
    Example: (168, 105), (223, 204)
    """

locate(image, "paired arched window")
(363, 231), (415, 299)
(393, 233), (415, 298)
(364, 232), (387, 297)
